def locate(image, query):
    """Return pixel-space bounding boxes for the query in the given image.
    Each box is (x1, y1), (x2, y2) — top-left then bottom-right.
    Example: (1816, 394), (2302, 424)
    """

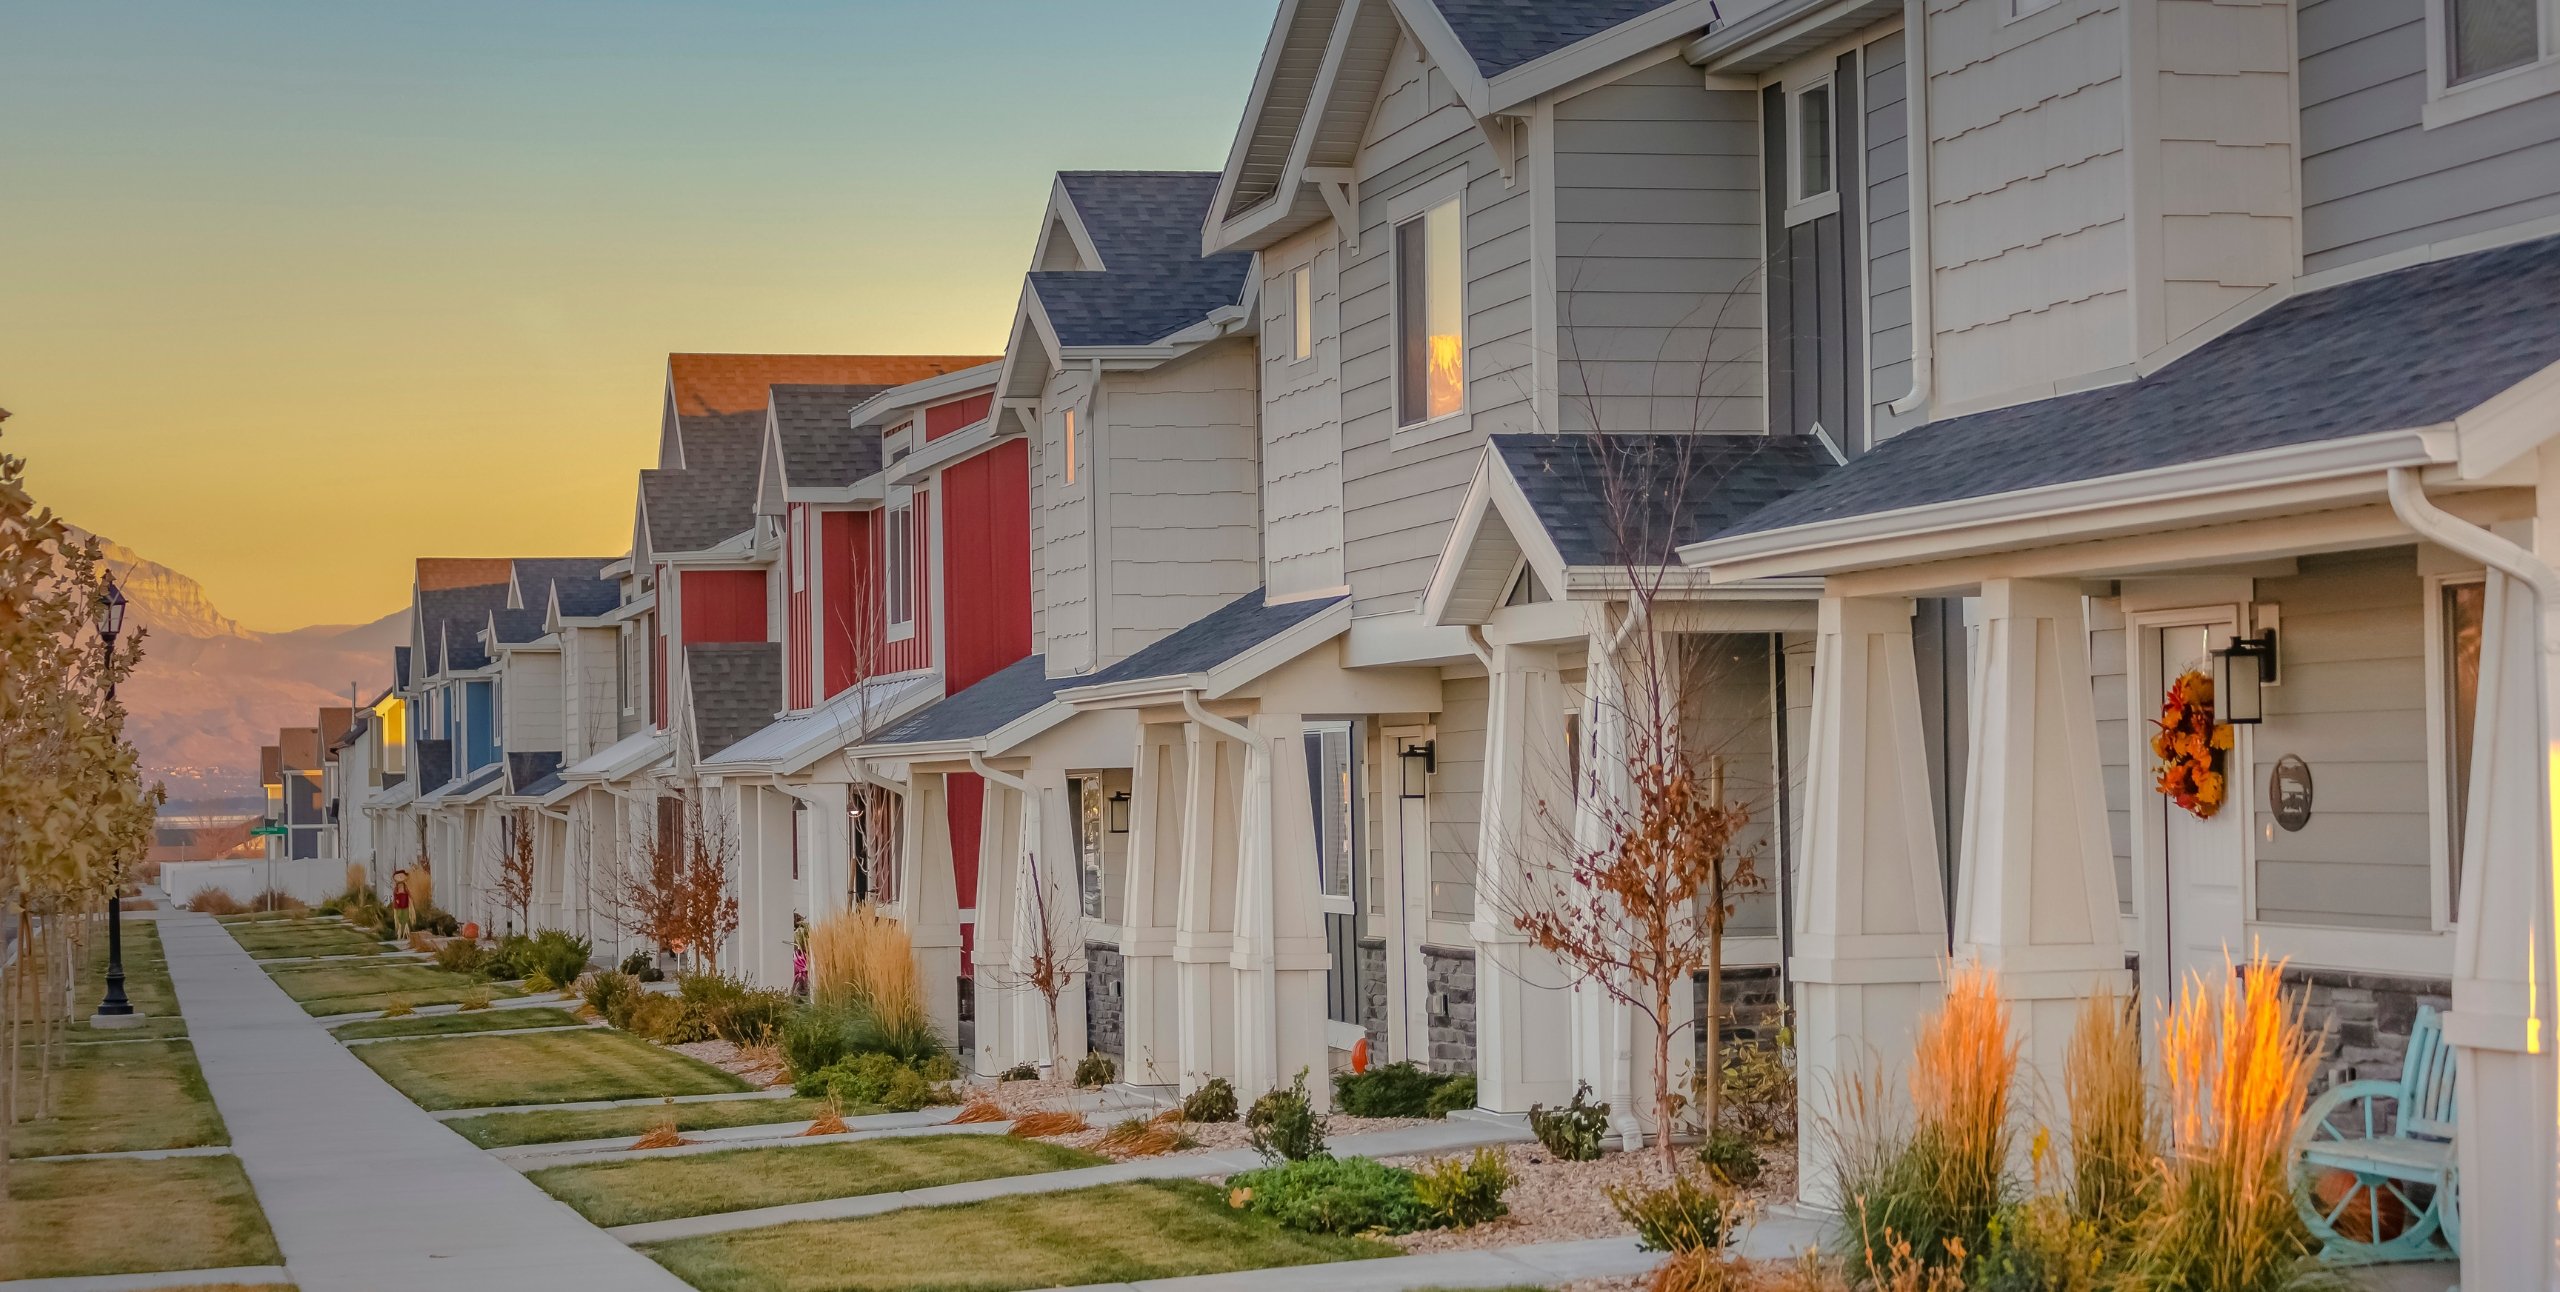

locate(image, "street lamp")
(92, 571), (140, 1026)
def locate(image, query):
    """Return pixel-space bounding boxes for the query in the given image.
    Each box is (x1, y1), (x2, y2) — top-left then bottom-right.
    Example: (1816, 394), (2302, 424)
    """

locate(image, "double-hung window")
(2427, 0), (2559, 124)
(885, 487), (915, 641)
(1785, 75), (1840, 225)
(1395, 196), (1464, 428)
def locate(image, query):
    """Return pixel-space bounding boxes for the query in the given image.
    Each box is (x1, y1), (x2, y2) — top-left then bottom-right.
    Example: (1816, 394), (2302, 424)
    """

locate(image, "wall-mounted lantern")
(2213, 628), (2279, 725)
(1106, 790), (1131, 834)
(1398, 739), (1437, 799)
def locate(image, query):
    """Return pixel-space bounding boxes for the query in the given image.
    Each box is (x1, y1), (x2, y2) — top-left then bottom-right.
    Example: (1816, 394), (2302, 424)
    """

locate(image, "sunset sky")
(1, 1), (1268, 631)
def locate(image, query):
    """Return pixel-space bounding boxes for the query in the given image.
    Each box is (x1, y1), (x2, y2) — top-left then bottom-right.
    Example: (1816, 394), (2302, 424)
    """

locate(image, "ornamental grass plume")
(1007, 1109), (1089, 1139)
(808, 907), (925, 1035)
(802, 1094), (850, 1137)
(949, 1094), (1008, 1124)
(631, 1098), (686, 1150)
(2126, 953), (2338, 1292)
(1827, 963), (2017, 1276)
(2063, 987), (2154, 1235)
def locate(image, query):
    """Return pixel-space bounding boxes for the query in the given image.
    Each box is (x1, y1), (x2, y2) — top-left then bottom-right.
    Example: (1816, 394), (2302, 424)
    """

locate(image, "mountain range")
(81, 530), (409, 806)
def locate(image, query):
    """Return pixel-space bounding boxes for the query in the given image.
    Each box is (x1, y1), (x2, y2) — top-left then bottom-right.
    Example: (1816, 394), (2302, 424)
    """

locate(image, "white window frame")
(2422, 569), (2488, 931)
(1387, 168), (1470, 448)
(1062, 407), (1080, 486)
(2424, 0), (2560, 127)
(1308, 721), (1357, 914)
(790, 508), (806, 593)
(885, 486), (916, 643)
(1784, 73), (1842, 226)
(1290, 264), (1314, 362)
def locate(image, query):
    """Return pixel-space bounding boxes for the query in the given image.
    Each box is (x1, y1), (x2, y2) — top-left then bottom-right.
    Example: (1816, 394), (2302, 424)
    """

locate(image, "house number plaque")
(2269, 755), (2313, 832)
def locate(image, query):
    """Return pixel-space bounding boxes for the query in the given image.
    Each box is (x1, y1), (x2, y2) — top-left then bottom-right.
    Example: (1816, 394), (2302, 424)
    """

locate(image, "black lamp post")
(92, 572), (137, 1025)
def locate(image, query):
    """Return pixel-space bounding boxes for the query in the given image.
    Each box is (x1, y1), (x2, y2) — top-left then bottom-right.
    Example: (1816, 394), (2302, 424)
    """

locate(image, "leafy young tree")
(491, 811), (537, 936)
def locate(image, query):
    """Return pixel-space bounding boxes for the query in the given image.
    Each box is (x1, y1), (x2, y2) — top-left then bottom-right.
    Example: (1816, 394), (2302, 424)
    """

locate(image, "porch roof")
(859, 655), (1076, 758)
(559, 728), (672, 785)
(1061, 588), (1350, 704)
(421, 761), (504, 807)
(1690, 234), (2560, 567)
(687, 643), (784, 763)
(697, 668), (942, 777)
(506, 751), (563, 795)
(369, 777), (421, 811)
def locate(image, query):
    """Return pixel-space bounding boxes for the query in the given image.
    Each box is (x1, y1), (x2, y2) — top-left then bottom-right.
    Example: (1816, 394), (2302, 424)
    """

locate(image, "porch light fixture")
(1398, 739), (1437, 799)
(1106, 790), (1130, 834)
(2213, 629), (2279, 725)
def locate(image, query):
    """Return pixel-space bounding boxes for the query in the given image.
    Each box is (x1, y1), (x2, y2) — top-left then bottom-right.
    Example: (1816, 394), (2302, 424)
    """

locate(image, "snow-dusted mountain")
(79, 531), (408, 802)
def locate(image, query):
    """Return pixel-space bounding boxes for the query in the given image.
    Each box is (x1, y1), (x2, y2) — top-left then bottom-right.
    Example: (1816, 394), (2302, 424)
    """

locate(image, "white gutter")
(967, 752), (1031, 795)
(1886, 0), (1933, 417)
(1180, 691), (1257, 747)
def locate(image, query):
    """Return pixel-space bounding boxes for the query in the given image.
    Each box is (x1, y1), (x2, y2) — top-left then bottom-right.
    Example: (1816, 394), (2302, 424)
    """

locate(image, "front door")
(2153, 620), (2248, 997)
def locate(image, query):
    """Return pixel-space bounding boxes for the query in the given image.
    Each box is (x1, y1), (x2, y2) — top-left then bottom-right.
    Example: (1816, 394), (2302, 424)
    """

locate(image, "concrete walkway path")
(156, 907), (692, 1292)
(608, 1118), (1536, 1244)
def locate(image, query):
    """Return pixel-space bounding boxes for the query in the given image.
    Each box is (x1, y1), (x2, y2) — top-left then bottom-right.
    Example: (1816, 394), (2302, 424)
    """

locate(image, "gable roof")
(490, 607), (550, 646)
(393, 645), (411, 690)
(1699, 234), (2560, 554)
(1071, 589), (1348, 699)
(770, 384), (890, 489)
(642, 419), (767, 554)
(551, 574), (622, 620)
(1028, 172), (1253, 349)
(685, 642), (784, 762)
(1428, 0), (1690, 75)
(417, 581), (509, 675)
(867, 655), (1074, 751)
(512, 557), (614, 612)
(668, 355), (988, 419)
(417, 557), (512, 592)
(1496, 434), (1840, 566)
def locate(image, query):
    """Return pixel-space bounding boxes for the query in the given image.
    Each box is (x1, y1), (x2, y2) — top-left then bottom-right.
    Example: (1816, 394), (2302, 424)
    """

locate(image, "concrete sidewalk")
(157, 907), (692, 1292)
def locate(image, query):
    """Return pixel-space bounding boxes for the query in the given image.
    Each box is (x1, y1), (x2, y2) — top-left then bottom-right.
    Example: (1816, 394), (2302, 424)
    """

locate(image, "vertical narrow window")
(1793, 81), (1834, 202)
(885, 490), (915, 638)
(791, 509), (806, 591)
(2447, 0), (2539, 82)
(1291, 265), (1314, 361)
(2442, 579), (2485, 915)
(1075, 775), (1106, 918)
(1395, 197), (1464, 426)
(1305, 722), (1354, 902)
(1063, 408), (1079, 485)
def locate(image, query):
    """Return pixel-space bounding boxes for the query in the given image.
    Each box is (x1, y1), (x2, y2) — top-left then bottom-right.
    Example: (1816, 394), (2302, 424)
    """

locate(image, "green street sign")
(249, 825), (288, 837)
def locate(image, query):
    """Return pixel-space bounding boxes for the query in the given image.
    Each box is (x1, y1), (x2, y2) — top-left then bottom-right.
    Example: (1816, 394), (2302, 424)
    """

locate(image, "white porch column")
(1795, 595), (1950, 1207)
(1174, 722), (1240, 1091)
(901, 773), (963, 1045)
(795, 782), (852, 919)
(741, 785), (799, 990)
(1005, 770), (1087, 1071)
(1118, 722), (1187, 1087)
(1954, 578), (2128, 1089)
(1229, 711), (1332, 1108)
(2446, 568), (2559, 1289)
(1473, 641), (1578, 1114)
(971, 781), (1023, 1077)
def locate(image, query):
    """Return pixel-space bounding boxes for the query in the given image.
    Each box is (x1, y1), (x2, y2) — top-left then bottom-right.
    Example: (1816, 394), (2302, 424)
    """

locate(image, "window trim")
(1784, 75), (1842, 226)
(2422, 569), (2488, 931)
(1307, 720), (1358, 914)
(884, 486), (916, 643)
(2423, 0), (2560, 128)
(1062, 407), (1079, 486)
(1289, 264), (1315, 363)
(1386, 168), (1471, 448)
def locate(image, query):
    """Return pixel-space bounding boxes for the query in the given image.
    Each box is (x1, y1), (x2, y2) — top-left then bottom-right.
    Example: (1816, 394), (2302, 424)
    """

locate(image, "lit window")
(1306, 722), (1354, 902)
(791, 509), (806, 592)
(1075, 776), (1106, 919)
(1395, 198), (1464, 426)
(1291, 266), (1313, 361)
(1063, 408), (1079, 485)
(1793, 81), (1834, 202)
(2448, 0), (2540, 82)
(2442, 578), (2485, 916)
(885, 490), (915, 639)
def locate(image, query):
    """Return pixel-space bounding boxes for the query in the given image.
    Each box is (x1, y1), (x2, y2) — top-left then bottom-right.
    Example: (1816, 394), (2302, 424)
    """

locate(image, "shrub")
(186, 889), (245, 915)
(1008, 1109), (1090, 1138)
(620, 949), (662, 981)
(251, 887), (305, 914)
(1528, 1081), (1610, 1161)
(418, 906), (458, 937)
(1100, 1116), (1195, 1158)
(998, 1062), (1040, 1083)
(1612, 1171), (1741, 1254)
(783, 1004), (862, 1081)
(457, 986), (494, 1011)
(1227, 1155), (1429, 1235)
(1182, 1076), (1240, 1123)
(1412, 1146), (1511, 1229)
(2063, 990), (2152, 1236)
(524, 970), (557, 995)
(483, 933), (535, 980)
(809, 1053), (956, 1113)
(406, 931), (437, 954)
(706, 989), (795, 1045)
(1425, 1073), (1477, 1119)
(1828, 964), (2019, 1279)
(1334, 1060), (1471, 1118)
(528, 930), (593, 985)
(435, 938), (489, 977)
(583, 970), (641, 1023)
(1246, 1069), (1328, 1163)
(950, 1095), (1008, 1124)
(808, 907), (923, 1035)
(1700, 1128), (1762, 1186)
(1073, 1051), (1116, 1088)
(380, 996), (415, 1018)
(1719, 1024), (1798, 1145)
(621, 992), (686, 1041)
(1973, 1198), (2104, 1292)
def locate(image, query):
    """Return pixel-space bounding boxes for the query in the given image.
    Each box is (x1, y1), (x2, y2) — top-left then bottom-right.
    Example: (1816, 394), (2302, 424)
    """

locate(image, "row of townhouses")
(297, 0), (2560, 1280)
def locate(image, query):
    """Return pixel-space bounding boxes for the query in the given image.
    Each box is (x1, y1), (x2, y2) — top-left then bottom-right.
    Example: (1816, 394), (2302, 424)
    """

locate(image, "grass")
(212, 911), (305, 923)
(263, 960), (520, 1016)
(354, 1027), (753, 1111)
(331, 1005), (587, 1042)
(533, 1134), (1104, 1227)
(640, 1179), (1391, 1292)
(10, 1038), (227, 1158)
(445, 1095), (851, 1148)
(223, 917), (388, 961)
(69, 917), (187, 1040)
(0, 1156), (281, 1280)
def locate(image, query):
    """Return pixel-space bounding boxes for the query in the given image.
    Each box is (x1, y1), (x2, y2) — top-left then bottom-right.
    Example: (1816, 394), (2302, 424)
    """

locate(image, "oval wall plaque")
(2269, 754), (2314, 832)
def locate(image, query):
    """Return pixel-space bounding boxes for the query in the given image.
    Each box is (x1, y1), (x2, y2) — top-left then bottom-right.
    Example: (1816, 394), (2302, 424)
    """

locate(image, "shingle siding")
(1866, 31), (1921, 443)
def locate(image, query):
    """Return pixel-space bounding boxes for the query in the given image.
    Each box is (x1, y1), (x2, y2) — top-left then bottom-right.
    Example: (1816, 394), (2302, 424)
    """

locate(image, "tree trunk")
(1703, 919), (1723, 1137)
(1653, 972), (1680, 1174)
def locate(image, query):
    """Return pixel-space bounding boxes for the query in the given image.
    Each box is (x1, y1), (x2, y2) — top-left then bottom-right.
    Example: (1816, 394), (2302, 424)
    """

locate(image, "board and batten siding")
(1038, 366), (1094, 677)
(1927, 0), (2133, 409)
(2249, 549), (2433, 931)
(1341, 33), (1535, 618)
(1428, 669), (1489, 924)
(2297, 0), (2560, 272)
(2088, 600), (2135, 916)
(1260, 223), (1349, 599)
(1679, 633), (1782, 940)
(1551, 58), (1764, 435)
(1100, 339), (1263, 667)
(1866, 32), (1922, 443)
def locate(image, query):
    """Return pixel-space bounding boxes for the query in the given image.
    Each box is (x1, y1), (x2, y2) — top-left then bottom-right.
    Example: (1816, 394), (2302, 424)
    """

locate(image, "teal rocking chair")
(2290, 1004), (2460, 1264)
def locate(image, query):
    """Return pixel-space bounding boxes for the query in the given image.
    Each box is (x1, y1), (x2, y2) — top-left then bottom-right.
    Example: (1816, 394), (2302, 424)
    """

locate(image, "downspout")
(1886, 0), (1934, 417)
(966, 751), (1030, 795)
(1180, 691), (1257, 747)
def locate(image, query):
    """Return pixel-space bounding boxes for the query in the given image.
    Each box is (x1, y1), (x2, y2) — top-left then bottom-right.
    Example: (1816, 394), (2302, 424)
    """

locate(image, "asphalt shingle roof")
(1030, 173), (1253, 348)
(1717, 233), (2560, 542)
(415, 739), (453, 791)
(393, 645), (411, 689)
(670, 355), (990, 418)
(420, 583), (509, 674)
(1081, 590), (1344, 689)
(644, 418), (766, 553)
(771, 384), (891, 489)
(872, 655), (1069, 747)
(507, 751), (563, 795)
(686, 643), (784, 761)
(1493, 434), (1840, 566)
(491, 607), (549, 645)
(551, 576), (621, 619)
(1429, 0), (1692, 76)
(514, 557), (618, 620)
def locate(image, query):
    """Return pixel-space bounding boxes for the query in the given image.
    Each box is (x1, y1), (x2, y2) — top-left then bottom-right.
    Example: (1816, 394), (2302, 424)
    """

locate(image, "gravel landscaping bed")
(670, 1037), (790, 1089)
(1374, 1139), (1800, 1257)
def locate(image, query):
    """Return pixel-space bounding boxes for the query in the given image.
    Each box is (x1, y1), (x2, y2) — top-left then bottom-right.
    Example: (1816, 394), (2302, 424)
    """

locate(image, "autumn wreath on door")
(2153, 668), (2235, 819)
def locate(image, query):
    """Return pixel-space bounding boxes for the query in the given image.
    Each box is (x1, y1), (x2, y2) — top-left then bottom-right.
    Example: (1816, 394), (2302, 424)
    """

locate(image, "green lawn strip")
(641, 1179), (1389, 1292)
(11, 1037), (227, 1158)
(224, 918), (388, 960)
(264, 960), (519, 1015)
(533, 1135), (1101, 1228)
(0, 1156), (281, 1281)
(332, 1006), (586, 1042)
(446, 1095), (850, 1148)
(211, 911), (308, 923)
(68, 918), (186, 1040)
(356, 1028), (752, 1111)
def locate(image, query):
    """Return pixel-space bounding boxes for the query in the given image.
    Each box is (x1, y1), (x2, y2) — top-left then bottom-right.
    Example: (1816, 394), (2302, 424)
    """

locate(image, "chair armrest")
(2296, 1080), (2418, 1150)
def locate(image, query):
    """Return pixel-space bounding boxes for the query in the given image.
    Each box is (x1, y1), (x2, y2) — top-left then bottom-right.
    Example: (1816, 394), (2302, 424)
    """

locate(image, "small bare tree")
(615, 802), (691, 968)
(984, 848), (1084, 1074)
(491, 811), (536, 937)
(675, 803), (741, 972)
